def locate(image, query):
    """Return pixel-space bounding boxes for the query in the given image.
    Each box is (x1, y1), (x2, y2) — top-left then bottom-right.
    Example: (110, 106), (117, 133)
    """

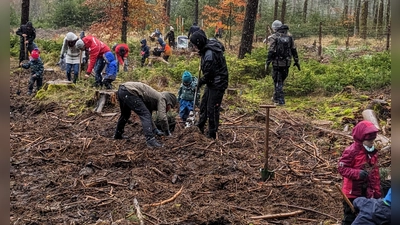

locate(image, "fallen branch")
(172, 142), (196, 151)
(223, 130), (236, 147)
(274, 204), (338, 221)
(125, 198), (145, 225)
(314, 126), (352, 139)
(250, 210), (304, 219)
(143, 186), (183, 207)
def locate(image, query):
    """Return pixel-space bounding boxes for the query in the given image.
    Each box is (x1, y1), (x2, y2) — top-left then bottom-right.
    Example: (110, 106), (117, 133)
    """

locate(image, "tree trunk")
(303, 0), (308, 23)
(385, 0), (390, 27)
(372, 0), (378, 27)
(121, 0), (128, 43)
(354, 0), (361, 36)
(360, 0), (368, 39)
(377, 0), (384, 28)
(21, 0), (30, 25)
(238, 0), (259, 59)
(166, 0), (171, 18)
(274, 0), (279, 20)
(280, 0), (287, 24)
(194, 0), (199, 25)
(342, 0), (349, 22)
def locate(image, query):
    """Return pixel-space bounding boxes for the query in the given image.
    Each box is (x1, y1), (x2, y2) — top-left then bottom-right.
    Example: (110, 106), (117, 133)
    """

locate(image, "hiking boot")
(195, 123), (204, 134)
(274, 102), (285, 106)
(206, 131), (216, 139)
(146, 137), (163, 148)
(271, 97), (278, 103)
(113, 131), (128, 139)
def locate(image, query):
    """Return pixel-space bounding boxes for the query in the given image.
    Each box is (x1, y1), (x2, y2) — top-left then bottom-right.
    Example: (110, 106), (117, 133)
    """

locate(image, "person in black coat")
(189, 29), (229, 139)
(16, 21), (38, 64)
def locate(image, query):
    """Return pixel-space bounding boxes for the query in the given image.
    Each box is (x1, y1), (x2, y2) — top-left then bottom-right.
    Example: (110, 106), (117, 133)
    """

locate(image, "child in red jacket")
(338, 120), (381, 225)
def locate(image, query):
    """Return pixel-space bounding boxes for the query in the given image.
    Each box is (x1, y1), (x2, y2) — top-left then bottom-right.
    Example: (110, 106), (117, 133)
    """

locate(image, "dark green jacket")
(21, 59), (44, 78)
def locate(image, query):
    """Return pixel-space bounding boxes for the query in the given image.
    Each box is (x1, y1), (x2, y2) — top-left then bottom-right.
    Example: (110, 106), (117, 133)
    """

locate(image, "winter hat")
(26, 21), (33, 28)
(271, 20), (282, 31)
(31, 50), (39, 59)
(75, 39), (85, 49)
(182, 71), (192, 83)
(189, 29), (208, 50)
(170, 26), (174, 31)
(66, 32), (77, 41)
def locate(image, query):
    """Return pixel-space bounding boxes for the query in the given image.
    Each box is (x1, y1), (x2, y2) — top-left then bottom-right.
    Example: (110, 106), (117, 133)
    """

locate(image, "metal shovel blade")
(260, 168), (274, 181)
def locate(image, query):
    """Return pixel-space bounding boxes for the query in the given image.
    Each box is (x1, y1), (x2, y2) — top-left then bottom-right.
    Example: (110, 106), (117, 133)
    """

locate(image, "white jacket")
(60, 36), (85, 64)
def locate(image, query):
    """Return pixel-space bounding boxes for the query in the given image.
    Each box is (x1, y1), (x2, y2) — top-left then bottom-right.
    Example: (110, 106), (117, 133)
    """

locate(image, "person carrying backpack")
(265, 20), (300, 106)
(177, 70), (200, 122)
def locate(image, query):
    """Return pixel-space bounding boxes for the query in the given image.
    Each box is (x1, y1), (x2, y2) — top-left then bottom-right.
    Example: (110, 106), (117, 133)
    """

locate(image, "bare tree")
(385, 0), (390, 27)
(360, 0), (368, 39)
(194, 0), (199, 24)
(377, 0), (384, 28)
(354, 0), (361, 36)
(238, 0), (259, 59)
(342, 0), (349, 22)
(21, 0), (29, 25)
(372, 0), (378, 26)
(280, 0), (286, 23)
(166, 0), (171, 18)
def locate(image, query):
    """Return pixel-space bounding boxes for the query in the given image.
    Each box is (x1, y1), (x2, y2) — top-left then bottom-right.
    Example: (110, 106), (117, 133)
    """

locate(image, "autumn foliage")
(83, 0), (168, 41)
(201, 0), (246, 31)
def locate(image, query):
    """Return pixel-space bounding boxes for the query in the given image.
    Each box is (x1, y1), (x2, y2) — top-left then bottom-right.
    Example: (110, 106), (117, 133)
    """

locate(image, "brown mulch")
(10, 59), (391, 225)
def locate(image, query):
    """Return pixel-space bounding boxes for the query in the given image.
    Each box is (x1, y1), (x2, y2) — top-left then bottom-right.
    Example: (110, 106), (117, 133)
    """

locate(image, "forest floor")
(10, 53), (391, 225)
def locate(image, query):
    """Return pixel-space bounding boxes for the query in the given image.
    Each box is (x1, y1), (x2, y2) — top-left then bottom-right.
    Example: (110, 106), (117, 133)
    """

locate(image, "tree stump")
(148, 56), (169, 65)
(94, 90), (118, 114)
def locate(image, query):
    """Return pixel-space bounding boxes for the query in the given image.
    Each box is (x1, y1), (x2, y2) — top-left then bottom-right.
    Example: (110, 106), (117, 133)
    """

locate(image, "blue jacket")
(104, 51), (117, 80)
(21, 58), (44, 78)
(352, 196), (391, 225)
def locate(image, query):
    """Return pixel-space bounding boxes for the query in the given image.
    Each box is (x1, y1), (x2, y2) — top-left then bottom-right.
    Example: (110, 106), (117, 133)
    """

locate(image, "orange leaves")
(201, 0), (246, 30)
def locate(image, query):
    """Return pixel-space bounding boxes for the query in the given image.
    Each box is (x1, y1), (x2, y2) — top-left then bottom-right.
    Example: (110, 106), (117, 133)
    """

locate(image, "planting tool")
(17, 37), (28, 95)
(260, 104), (276, 181)
(335, 184), (355, 213)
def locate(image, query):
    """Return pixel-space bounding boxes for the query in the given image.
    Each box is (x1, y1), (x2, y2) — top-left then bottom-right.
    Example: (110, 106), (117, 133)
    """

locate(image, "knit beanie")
(182, 71), (192, 83)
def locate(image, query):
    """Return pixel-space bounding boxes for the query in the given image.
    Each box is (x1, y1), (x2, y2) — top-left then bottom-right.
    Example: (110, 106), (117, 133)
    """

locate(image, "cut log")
(362, 109), (380, 130)
(94, 90), (118, 113)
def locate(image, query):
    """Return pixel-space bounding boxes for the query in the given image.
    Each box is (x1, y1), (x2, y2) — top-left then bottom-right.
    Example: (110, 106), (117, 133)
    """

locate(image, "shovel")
(17, 38), (28, 95)
(260, 105), (276, 181)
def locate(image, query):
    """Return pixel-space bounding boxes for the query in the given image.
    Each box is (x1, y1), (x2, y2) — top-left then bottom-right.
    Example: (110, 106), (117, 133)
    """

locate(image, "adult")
(75, 35), (111, 87)
(112, 43), (130, 72)
(265, 20), (300, 106)
(114, 82), (177, 148)
(189, 29), (229, 139)
(165, 26), (175, 49)
(16, 21), (38, 64)
(59, 32), (85, 83)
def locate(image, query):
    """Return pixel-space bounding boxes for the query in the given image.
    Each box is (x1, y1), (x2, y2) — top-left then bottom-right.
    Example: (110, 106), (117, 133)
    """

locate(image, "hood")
(277, 24), (289, 34)
(189, 29), (208, 50)
(351, 120), (379, 143)
(66, 32), (77, 41)
(157, 37), (164, 45)
(140, 39), (147, 46)
(161, 92), (177, 108)
(104, 51), (115, 63)
(203, 38), (224, 53)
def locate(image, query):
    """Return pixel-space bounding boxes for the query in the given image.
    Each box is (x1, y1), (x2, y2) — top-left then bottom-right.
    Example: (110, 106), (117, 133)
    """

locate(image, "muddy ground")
(10, 57), (391, 225)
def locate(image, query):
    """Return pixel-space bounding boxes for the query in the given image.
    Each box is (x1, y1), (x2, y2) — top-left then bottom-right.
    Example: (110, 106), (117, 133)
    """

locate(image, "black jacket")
(198, 38), (229, 90)
(16, 25), (36, 44)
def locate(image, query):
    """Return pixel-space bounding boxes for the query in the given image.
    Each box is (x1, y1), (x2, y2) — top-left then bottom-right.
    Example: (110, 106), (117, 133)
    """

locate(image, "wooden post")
(259, 105), (276, 171)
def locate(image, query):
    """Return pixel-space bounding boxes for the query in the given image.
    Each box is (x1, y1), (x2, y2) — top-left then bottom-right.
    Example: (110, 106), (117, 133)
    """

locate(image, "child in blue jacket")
(20, 50), (44, 95)
(177, 71), (200, 122)
(102, 51), (117, 89)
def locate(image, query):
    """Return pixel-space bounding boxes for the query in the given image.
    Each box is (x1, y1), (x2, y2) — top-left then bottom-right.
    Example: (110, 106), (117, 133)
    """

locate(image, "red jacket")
(338, 121), (381, 199)
(115, 43), (129, 65)
(82, 35), (110, 73)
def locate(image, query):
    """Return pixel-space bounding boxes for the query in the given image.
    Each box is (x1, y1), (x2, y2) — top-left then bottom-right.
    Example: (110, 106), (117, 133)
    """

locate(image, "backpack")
(274, 34), (292, 63)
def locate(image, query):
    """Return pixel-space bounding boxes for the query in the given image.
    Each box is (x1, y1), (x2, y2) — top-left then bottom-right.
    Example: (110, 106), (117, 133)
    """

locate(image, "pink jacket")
(338, 120), (381, 199)
(82, 35), (110, 73)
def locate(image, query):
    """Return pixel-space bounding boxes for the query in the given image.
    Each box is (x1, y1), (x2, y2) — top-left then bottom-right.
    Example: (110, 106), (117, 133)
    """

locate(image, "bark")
(303, 0), (308, 23)
(121, 0), (128, 43)
(21, 0), (30, 25)
(372, 0), (378, 26)
(280, 0), (287, 24)
(354, 0), (361, 36)
(377, 0), (384, 28)
(194, 0), (199, 25)
(360, 0), (368, 39)
(342, 0), (349, 22)
(274, 0), (279, 20)
(166, 0), (171, 18)
(385, 0), (390, 27)
(238, 0), (259, 59)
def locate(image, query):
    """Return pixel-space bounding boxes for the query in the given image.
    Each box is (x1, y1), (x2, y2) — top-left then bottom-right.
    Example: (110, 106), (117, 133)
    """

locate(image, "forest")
(10, 0), (391, 224)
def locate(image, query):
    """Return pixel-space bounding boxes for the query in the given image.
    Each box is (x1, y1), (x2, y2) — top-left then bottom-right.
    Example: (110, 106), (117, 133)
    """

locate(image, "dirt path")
(10, 58), (391, 224)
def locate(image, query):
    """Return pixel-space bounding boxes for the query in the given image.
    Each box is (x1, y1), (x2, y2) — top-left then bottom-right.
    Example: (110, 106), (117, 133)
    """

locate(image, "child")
(140, 39), (150, 67)
(337, 120), (381, 225)
(352, 188), (391, 225)
(155, 38), (172, 61)
(102, 51), (117, 89)
(177, 71), (200, 122)
(20, 50), (44, 95)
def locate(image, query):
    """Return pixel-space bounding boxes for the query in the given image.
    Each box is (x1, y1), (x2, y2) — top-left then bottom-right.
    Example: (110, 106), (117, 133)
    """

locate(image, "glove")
(60, 54), (64, 60)
(153, 128), (165, 136)
(140, 51), (145, 56)
(57, 58), (62, 66)
(359, 170), (369, 179)
(294, 61), (301, 71)
(82, 57), (87, 64)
